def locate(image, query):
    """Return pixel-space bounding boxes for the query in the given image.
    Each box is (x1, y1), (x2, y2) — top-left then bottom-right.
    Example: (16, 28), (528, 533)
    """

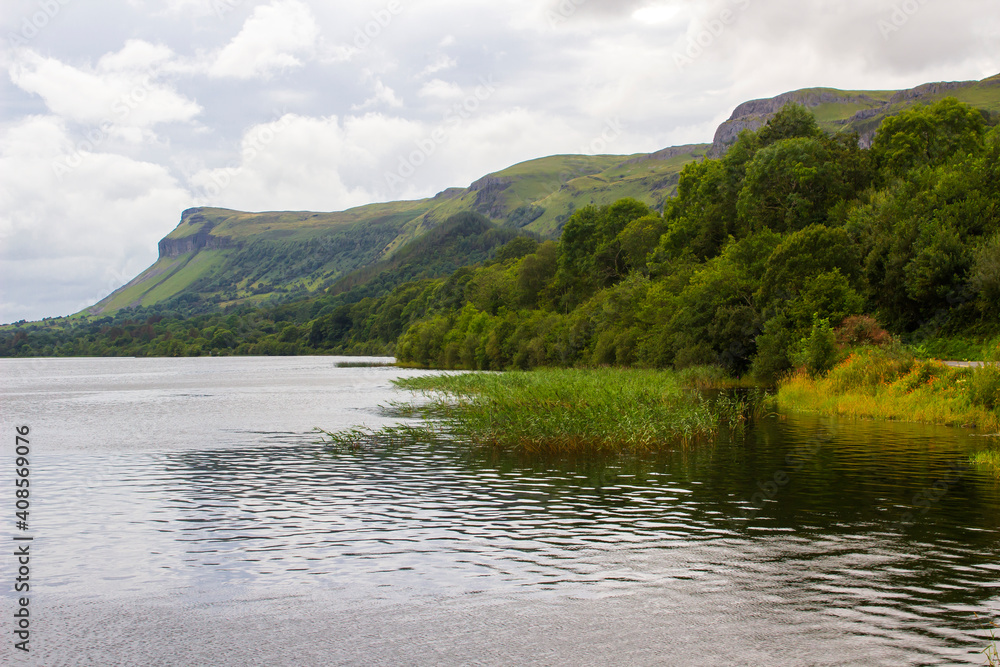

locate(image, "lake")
(2, 357), (999, 666)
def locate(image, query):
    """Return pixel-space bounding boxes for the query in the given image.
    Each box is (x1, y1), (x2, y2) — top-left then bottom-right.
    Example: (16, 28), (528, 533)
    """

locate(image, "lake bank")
(774, 348), (1000, 473)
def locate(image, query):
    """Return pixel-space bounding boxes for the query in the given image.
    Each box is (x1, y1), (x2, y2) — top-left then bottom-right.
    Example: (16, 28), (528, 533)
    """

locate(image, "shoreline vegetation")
(322, 368), (765, 454)
(774, 347), (1000, 475)
(776, 348), (1000, 432)
(5, 99), (999, 469)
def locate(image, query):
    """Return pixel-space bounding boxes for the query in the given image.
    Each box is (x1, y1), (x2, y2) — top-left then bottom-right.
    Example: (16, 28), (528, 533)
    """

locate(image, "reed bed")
(330, 368), (752, 453)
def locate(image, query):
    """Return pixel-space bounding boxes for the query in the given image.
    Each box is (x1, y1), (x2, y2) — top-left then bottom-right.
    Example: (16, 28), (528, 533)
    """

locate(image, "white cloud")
(8, 43), (202, 133)
(0, 116), (192, 322)
(351, 80), (404, 110)
(632, 3), (685, 25)
(2, 0), (999, 323)
(419, 79), (464, 99)
(189, 113), (396, 212)
(419, 54), (458, 77)
(208, 0), (320, 79)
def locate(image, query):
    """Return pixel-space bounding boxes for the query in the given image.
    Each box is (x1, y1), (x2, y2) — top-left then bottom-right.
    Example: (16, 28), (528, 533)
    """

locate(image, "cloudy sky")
(1, 0), (997, 323)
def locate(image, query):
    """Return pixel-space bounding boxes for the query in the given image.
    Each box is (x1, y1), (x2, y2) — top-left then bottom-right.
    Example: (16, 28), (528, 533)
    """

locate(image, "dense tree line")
(2, 99), (997, 378)
(395, 99), (999, 378)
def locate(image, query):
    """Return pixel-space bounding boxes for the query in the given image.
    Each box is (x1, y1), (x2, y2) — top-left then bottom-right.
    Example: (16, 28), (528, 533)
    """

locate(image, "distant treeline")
(3, 99), (999, 379)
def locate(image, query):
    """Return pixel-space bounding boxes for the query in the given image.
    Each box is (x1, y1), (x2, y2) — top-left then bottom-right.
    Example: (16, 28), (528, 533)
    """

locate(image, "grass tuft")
(325, 368), (761, 454)
(971, 448), (1000, 478)
(980, 613), (1000, 666)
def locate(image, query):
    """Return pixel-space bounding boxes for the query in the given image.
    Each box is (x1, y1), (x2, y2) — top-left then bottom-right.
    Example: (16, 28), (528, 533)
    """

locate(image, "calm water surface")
(1, 357), (999, 666)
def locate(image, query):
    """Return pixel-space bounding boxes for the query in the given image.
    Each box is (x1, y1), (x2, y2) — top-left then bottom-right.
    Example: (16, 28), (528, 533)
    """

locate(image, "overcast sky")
(1, 0), (997, 323)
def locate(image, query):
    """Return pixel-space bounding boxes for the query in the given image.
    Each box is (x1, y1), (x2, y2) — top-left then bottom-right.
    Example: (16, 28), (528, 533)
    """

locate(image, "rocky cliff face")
(157, 209), (239, 258)
(709, 78), (982, 155)
(470, 175), (514, 219)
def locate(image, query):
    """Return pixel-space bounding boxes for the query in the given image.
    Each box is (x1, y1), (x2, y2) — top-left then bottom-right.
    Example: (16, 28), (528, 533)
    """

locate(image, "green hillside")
(79, 72), (1000, 320)
(711, 74), (1000, 152)
(5, 94), (999, 367)
(84, 147), (708, 317)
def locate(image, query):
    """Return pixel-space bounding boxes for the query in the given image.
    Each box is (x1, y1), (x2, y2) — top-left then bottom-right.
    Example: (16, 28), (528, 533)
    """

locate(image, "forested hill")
(4, 96), (998, 374)
(73, 73), (1000, 321)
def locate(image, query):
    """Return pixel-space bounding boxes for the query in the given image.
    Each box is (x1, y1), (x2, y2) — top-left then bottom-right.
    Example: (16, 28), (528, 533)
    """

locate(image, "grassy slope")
(83, 150), (709, 316)
(80, 73), (1000, 318)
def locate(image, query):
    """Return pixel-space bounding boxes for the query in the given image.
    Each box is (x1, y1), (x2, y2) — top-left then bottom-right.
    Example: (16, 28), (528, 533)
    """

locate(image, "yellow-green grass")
(527, 165), (692, 235)
(777, 349), (1000, 432)
(328, 368), (748, 453)
(972, 449), (1000, 478)
(88, 250), (230, 314)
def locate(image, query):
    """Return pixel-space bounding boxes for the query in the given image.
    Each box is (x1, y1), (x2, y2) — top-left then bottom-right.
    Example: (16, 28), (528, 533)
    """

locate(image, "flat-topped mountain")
(85, 72), (1000, 318)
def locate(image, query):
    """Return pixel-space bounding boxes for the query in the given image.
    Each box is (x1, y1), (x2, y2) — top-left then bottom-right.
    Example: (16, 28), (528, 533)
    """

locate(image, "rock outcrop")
(709, 78), (983, 155)
(157, 209), (239, 258)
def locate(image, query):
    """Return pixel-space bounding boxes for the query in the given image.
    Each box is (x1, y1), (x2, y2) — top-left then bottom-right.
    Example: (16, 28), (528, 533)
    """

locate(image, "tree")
(737, 137), (845, 233)
(872, 97), (986, 179)
(757, 103), (823, 147)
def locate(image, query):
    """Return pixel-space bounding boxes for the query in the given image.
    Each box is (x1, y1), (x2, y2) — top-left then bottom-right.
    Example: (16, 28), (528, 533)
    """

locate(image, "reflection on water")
(2, 358), (999, 666)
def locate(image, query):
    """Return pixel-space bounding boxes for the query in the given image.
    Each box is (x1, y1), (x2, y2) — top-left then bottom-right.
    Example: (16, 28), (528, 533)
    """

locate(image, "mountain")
(83, 73), (1000, 318)
(85, 147), (708, 316)
(711, 74), (1000, 153)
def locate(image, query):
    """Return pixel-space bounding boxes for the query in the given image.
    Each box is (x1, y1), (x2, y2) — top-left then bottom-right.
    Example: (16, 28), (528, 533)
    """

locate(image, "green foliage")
(385, 368), (727, 452)
(795, 317), (840, 378)
(5, 98), (999, 379)
(554, 199), (654, 309)
(872, 97), (987, 178)
(968, 365), (1000, 410)
(757, 103), (823, 146)
(738, 137), (849, 233)
(825, 347), (914, 394)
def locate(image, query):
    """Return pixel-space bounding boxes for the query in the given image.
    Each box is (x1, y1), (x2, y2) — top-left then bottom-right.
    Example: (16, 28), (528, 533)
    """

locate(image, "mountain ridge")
(82, 72), (1000, 319)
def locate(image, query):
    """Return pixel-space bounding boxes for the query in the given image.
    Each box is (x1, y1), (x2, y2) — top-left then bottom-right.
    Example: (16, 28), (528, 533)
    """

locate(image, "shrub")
(896, 359), (948, 393)
(799, 317), (839, 377)
(826, 347), (913, 394)
(968, 365), (1000, 410)
(836, 315), (892, 348)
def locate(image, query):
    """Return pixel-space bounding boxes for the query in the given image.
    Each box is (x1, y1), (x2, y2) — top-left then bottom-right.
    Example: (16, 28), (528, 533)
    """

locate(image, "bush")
(836, 315), (891, 347)
(897, 359), (947, 393)
(968, 365), (1000, 410)
(798, 317), (839, 377)
(826, 347), (913, 394)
